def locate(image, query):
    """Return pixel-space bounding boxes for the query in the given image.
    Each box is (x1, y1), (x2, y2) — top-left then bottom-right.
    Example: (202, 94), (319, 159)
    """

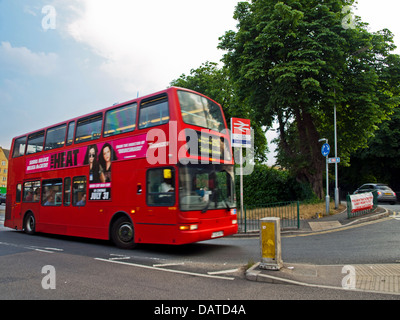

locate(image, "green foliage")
(237, 164), (317, 206)
(341, 105), (400, 192)
(219, 0), (400, 199)
(168, 0), (400, 201)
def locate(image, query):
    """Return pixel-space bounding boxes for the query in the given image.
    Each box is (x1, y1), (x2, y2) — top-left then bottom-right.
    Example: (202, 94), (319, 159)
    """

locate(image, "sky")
(1, 1), (400, 165)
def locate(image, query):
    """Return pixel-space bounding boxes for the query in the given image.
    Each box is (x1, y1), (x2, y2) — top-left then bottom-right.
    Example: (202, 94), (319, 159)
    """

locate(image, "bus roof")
(11, 86), (221, 141)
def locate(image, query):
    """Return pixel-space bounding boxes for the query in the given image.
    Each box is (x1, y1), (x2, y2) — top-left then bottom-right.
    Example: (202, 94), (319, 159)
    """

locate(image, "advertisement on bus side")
(25, 134), (148, 201)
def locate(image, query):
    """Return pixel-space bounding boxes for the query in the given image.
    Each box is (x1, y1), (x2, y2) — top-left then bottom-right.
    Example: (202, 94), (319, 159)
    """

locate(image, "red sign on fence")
(350, 193), (374, 213)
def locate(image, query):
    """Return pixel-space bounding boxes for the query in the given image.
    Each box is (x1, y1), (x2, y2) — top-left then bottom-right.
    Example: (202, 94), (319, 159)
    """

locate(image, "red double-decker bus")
(5, 87), (237, 249)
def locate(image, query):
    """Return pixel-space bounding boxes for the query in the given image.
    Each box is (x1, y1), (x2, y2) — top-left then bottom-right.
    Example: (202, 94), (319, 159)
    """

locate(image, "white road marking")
(153, 262), (185, 267)
(391, 212), (400, 220)
(45, 247), (64, 252)
(109, 256), (131, 261)
(0, 242), (63, 254)
(26, 246), (64, 253)
(33, 248), (55, 254)
(95, 258), (235, 281)
(207, 268), (240, 275)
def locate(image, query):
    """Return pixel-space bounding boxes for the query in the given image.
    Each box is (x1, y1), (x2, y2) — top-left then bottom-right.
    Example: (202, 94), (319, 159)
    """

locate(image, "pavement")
(246, 205), (400, 296)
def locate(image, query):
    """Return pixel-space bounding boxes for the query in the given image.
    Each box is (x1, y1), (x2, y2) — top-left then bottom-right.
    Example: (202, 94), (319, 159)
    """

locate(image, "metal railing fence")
(238, 201), (300, 233)
(346, 190), (378, 219)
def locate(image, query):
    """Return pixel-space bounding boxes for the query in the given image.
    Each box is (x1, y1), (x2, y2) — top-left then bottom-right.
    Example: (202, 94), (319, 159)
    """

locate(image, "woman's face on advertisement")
(89, 148), (96, 163)
(103, 146), (111, 162)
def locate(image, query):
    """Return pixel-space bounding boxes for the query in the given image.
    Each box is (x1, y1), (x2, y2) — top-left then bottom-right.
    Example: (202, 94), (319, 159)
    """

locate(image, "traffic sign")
(230, 118), (252, 231)
(328, 157), (341, 164)
(231, 118), (251, 148)
(321, 143), (330, 157)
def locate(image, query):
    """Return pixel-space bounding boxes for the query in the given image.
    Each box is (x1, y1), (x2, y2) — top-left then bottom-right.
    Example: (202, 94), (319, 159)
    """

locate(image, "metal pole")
(319, 138), (330, 215)
(334, 90), (339, 209)
(297, 201), (300, 229)
(240, 146), (244, 226)
(325, 155), (330, 215)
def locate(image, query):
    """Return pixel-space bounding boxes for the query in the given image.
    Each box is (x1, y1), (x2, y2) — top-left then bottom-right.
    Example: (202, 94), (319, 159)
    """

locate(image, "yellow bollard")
(259, 217), (283, 270)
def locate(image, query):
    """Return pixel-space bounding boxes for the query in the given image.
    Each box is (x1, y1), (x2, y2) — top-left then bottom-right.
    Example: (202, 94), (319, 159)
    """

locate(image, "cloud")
(23, 5), (39, 16)
(64, 0), (238, 94)
(0, 41), (59, 76)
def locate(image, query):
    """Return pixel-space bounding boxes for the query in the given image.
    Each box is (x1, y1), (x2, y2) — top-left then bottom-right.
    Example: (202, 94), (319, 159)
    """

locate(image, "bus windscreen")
(178, 91), (225, 132)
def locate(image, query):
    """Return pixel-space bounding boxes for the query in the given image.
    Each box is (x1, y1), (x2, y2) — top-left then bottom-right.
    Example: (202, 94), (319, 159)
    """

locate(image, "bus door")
(11, 182), (23, 228)
(40, 178), (67, 232)
(68, 176), (87, 232)
(68, 176), (105, 238)
(146, 168), (177, 224)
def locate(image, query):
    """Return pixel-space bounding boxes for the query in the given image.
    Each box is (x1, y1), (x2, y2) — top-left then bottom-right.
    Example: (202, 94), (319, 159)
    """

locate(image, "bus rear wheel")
(111, 217), (137, 249)
(24, 212), (36, 235)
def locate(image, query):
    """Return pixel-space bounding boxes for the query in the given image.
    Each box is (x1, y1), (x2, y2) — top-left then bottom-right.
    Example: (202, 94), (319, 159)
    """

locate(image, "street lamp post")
(334, 90), (339, 209)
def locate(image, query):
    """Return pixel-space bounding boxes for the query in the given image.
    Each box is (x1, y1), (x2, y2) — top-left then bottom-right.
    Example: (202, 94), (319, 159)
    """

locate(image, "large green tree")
(219, 0), (400, 199)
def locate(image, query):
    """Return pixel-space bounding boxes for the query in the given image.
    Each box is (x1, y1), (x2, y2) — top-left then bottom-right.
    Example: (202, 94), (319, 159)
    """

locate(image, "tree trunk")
(295, 107), (325, 199)
(277, 107), (325, 199)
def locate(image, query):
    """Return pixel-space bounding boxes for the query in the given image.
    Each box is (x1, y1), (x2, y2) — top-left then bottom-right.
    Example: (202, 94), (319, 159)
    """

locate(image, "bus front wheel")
(111, 217), (137, 249)
(24, 212), (36, 235)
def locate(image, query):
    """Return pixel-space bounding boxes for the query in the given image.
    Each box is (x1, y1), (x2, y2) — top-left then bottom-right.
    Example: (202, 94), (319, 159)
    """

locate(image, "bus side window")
(23, 181), (41, 202)
(66, 121), (75, 146)
(104, 103), (137, 137)
(139, 94), (169, 129)
(26, 131), (45, 155)
(42, 179), (63, 206)
(45, 124), (67, 151)
(72, 176), (86, 206)
(75, 114), (103, 144)
(12, 136), (27, 158)
(64, 177), (71, 206)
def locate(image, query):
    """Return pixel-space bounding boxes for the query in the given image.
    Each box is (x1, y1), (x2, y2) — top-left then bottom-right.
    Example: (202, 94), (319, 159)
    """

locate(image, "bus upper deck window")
(45, 124), (67, 151)
(26, 131), (45, 155)
(12, 136), (27, 158)
(139, 95), (169, 129)
(104, 103), (137, 137)
(66, 121), (75, 146)
(75, 114), (103, 144)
